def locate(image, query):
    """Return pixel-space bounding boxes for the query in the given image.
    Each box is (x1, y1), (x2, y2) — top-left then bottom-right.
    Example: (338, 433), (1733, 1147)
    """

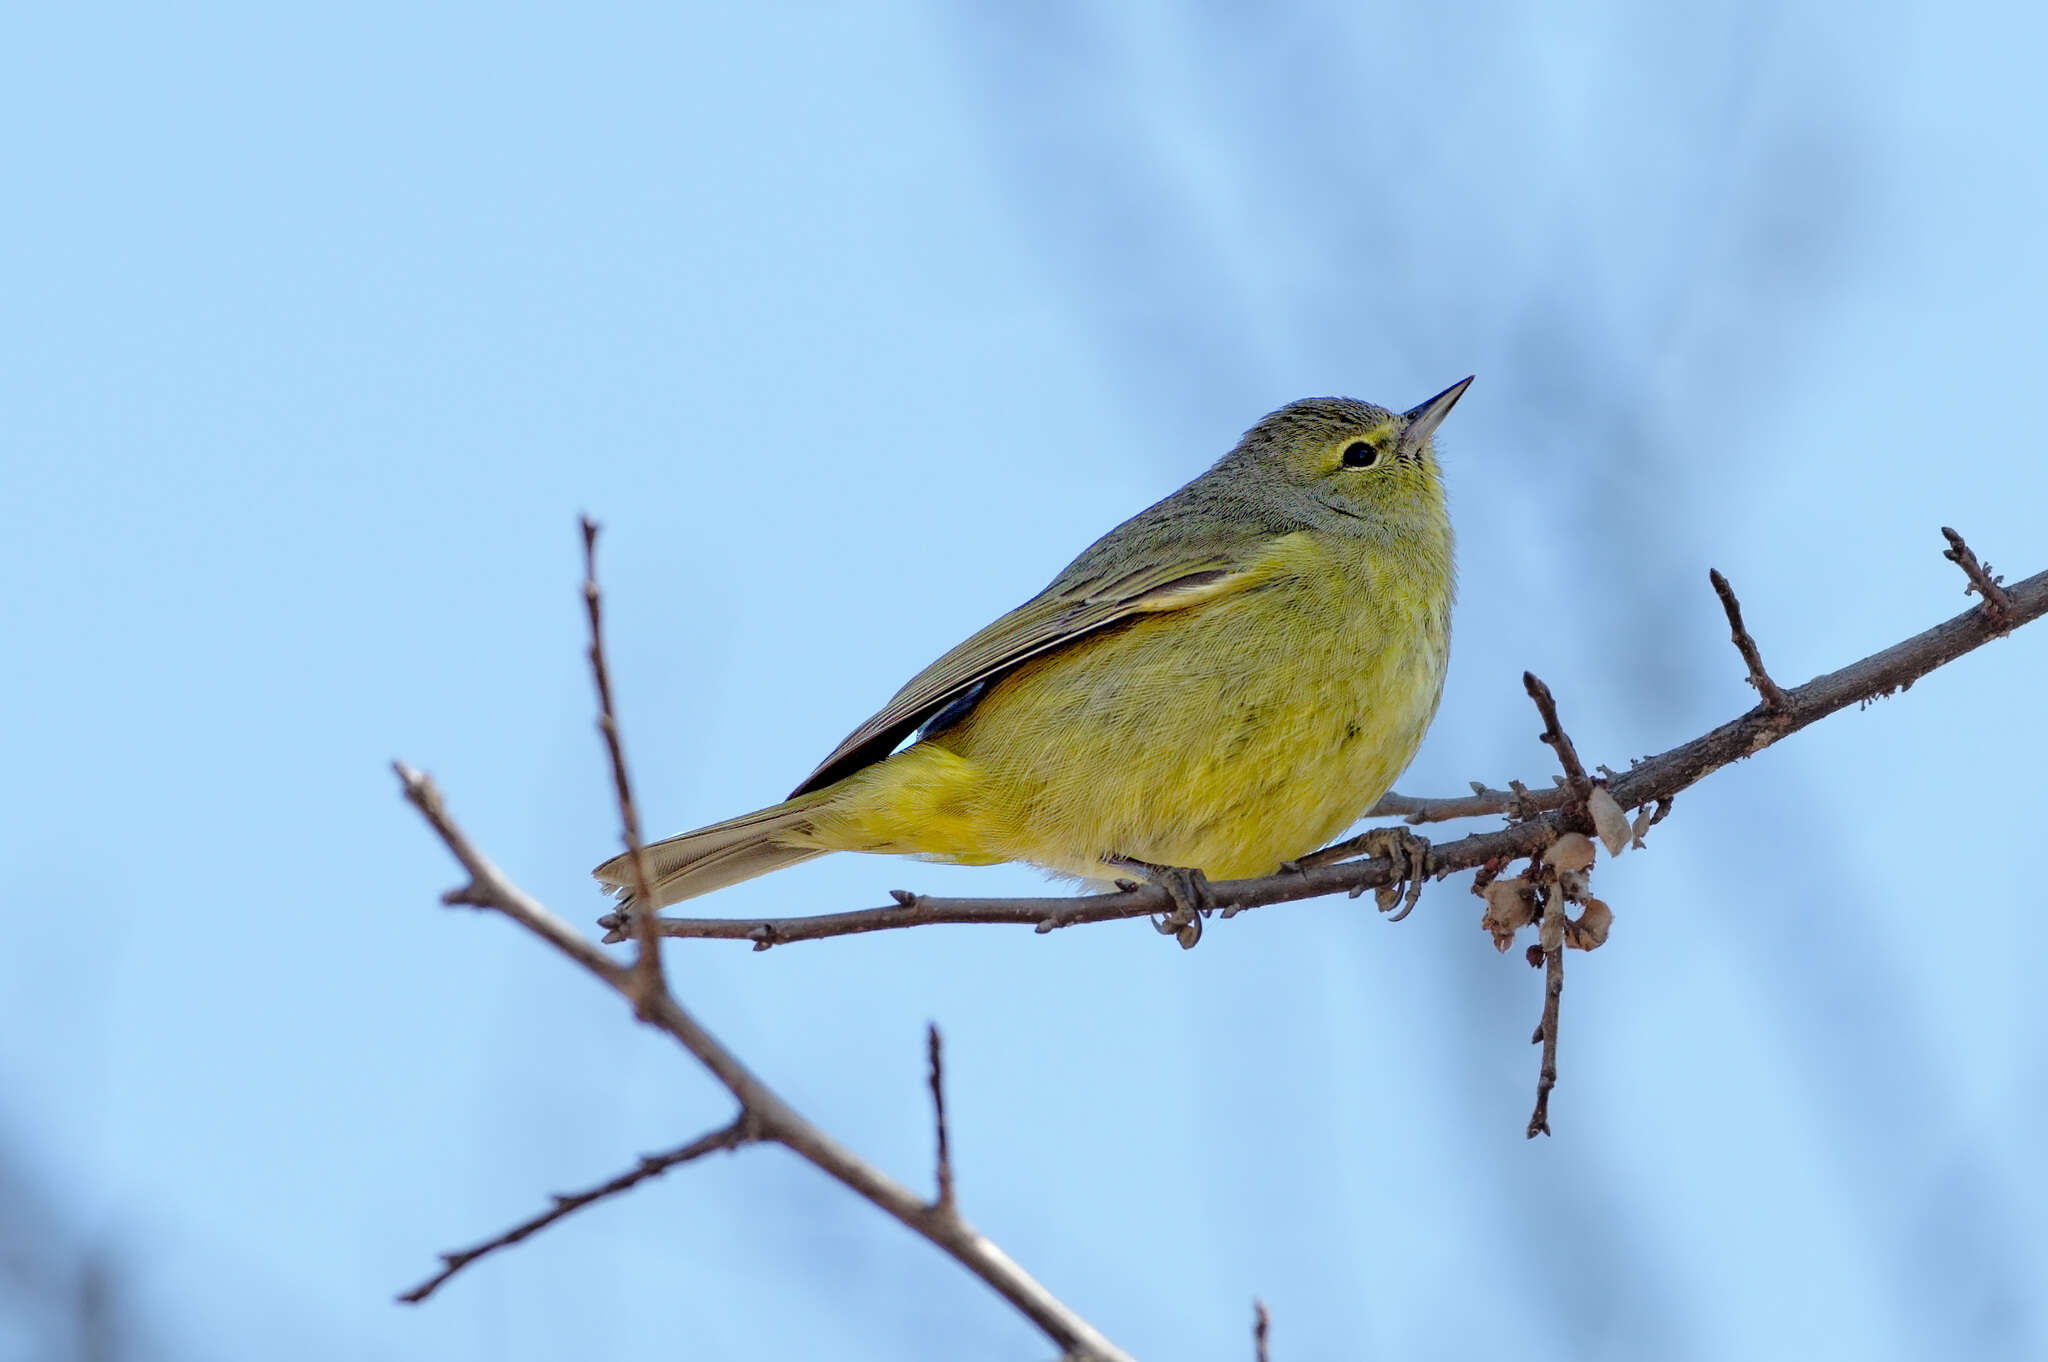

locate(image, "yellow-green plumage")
(597, 382), (1468, 910)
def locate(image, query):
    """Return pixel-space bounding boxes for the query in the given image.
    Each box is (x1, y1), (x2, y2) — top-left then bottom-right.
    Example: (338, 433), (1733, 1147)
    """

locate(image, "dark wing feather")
(788, 556), (1252, 796)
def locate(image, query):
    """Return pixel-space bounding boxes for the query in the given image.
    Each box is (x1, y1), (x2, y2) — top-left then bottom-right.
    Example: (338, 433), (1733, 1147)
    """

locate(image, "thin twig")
(928, 1023), (954, 1212)
(1522, 672), (1593, 807)
(1363, 785), (1562, 825)
(1254, 1300), (1271, 1362)
(1526, 883), (1565, 1139)
(622, 558), (2048, 948)
(399, 1117), (756, 1303)
(393, 763), (1131, 1361)
(1941, 526), (2015, 631)
(580, 517), (665, 1015)
(1708, 569), (1790, 710)
(400, 763), (631, 983)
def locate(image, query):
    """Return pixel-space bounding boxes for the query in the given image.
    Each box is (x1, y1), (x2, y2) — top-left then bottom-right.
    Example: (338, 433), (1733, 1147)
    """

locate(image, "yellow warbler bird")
(597, 379), (1469, 943)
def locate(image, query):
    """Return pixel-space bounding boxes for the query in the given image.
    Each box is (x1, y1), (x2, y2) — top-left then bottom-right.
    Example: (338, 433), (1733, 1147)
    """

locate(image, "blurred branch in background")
(0, 1132), (145, 1362)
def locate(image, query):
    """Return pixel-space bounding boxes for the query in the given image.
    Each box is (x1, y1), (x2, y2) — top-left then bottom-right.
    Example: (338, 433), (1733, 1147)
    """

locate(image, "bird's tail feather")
(593, 794), (828, 911)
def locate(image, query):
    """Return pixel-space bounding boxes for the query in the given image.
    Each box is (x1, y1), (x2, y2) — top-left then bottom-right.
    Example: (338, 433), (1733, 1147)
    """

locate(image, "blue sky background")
(5, 2), (2045, 1358)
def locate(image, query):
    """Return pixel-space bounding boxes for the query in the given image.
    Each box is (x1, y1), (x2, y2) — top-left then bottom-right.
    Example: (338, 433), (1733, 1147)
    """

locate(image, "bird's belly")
(945, 587), (1449, 880)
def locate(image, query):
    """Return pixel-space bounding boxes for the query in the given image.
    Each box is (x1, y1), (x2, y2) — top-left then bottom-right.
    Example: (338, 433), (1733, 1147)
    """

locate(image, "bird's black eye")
(1341, 440), (1379, 468)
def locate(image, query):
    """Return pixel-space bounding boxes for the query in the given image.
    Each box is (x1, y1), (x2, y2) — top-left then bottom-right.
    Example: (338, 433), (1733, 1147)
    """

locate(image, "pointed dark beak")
(1397, 376), (1474, 459)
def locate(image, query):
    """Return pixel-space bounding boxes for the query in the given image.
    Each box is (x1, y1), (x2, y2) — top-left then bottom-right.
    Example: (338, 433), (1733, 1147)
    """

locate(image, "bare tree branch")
(1528, 882), (1566, 1139)
(396, 538), (1135, 1361)
(1254, 1299), (1271, 1362)
(398, 1118), (757, 1304)
(625, 546), (2047, 951)
(1522, 672), (1593, 811)
(1516, 678), (1596, 1139)
(1366, 785), (1562, 826)
(580, 516), (665, 1015)
(396, 768), (1132, 1357)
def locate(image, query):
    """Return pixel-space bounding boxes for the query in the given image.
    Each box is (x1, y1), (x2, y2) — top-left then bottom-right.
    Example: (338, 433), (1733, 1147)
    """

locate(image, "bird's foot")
(1110, 857), (1217, 949)
(1351, 826), (1432, 921)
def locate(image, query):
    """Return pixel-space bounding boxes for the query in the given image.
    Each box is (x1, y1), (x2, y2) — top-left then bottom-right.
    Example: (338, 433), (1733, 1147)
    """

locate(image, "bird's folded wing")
(788, 548), (1272, 796)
